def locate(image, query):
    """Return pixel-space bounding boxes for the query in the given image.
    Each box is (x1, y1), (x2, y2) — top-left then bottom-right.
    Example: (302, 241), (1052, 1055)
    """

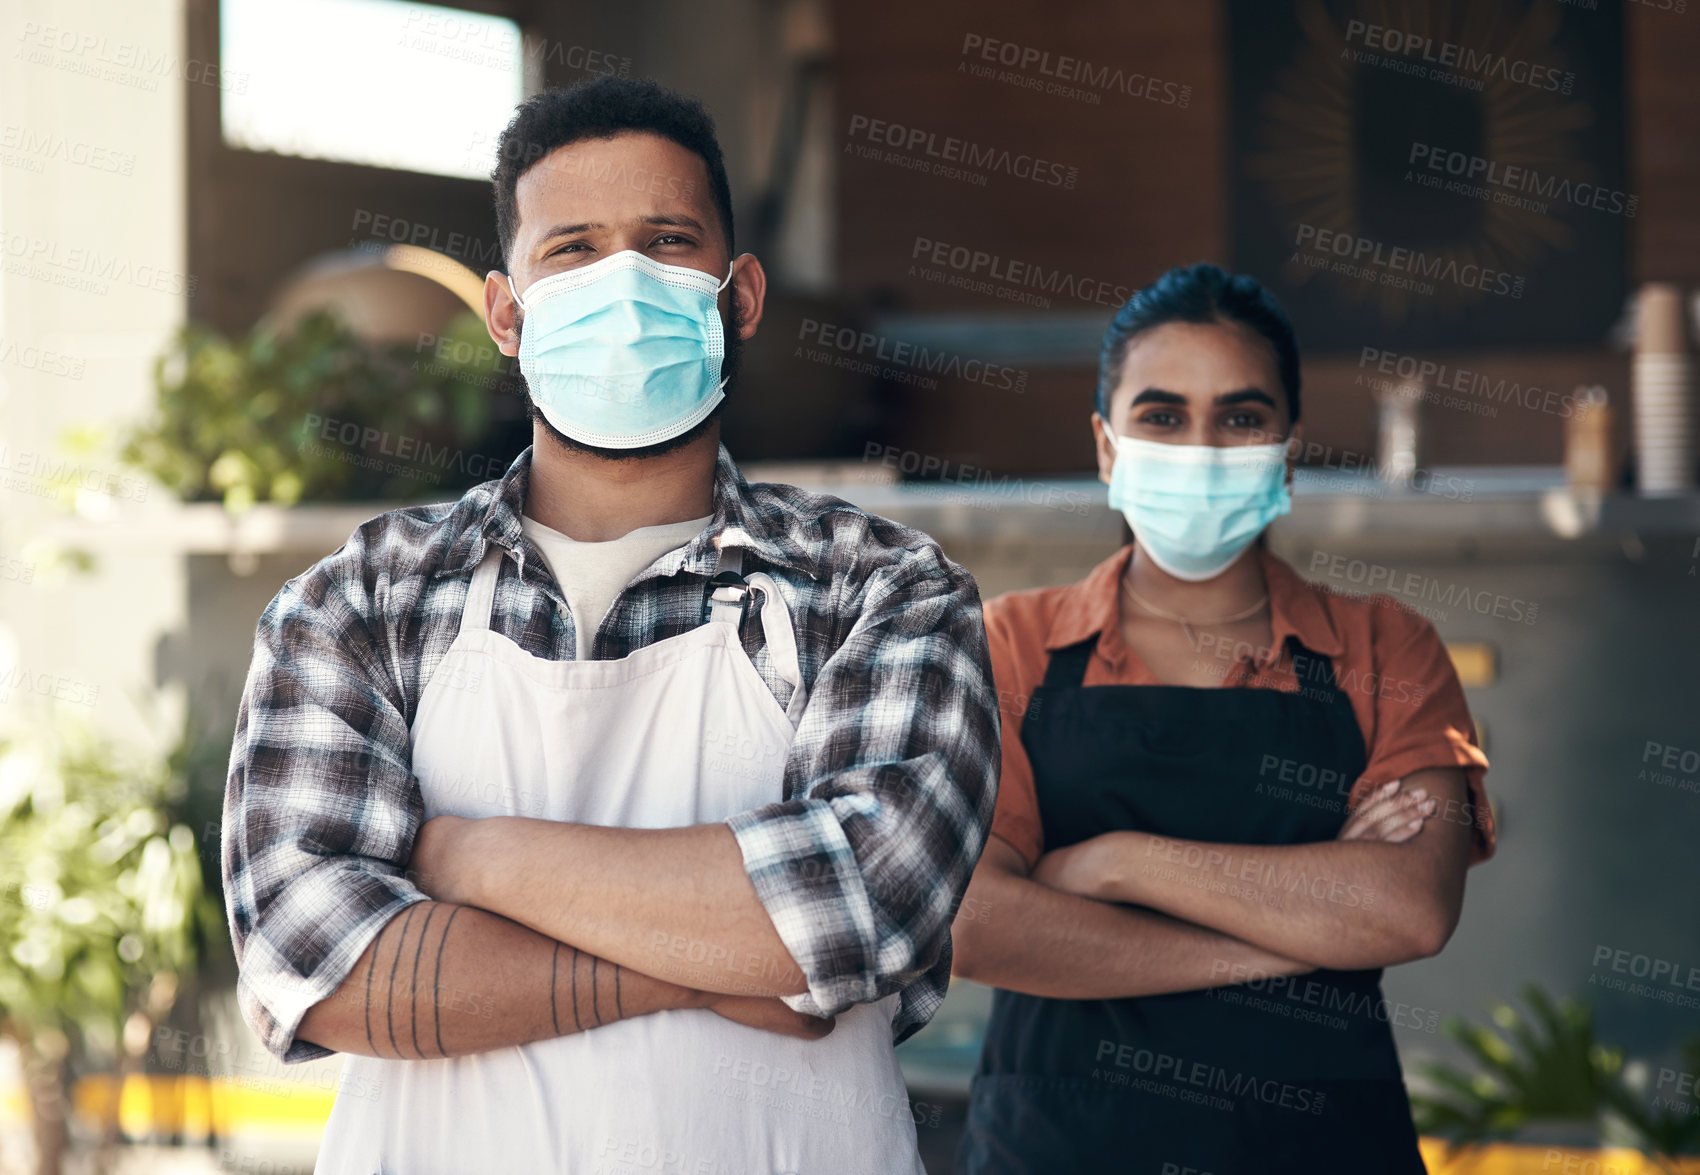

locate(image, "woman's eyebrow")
(1128, 388), (1188, 406)
(1215, 388), (1278, 408)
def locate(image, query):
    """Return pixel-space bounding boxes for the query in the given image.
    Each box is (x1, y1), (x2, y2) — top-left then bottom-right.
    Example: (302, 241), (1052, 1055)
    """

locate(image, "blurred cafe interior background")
(1, 0), (1698, 1171)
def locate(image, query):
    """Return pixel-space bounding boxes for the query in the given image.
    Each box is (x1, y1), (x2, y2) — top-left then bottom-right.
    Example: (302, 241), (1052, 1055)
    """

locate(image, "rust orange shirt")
(985, 544), (1495, 869)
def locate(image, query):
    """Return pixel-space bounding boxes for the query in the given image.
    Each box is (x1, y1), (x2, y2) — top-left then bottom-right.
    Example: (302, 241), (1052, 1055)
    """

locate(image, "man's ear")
(726, 253), (767, 339)
(485, 270), (523, 357)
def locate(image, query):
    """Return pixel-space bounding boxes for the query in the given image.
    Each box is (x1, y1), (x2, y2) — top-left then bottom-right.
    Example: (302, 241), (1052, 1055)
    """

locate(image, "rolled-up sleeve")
(221, 568), (428, 1063)
(724, 537), (1001, 1030)
(1347, 602), (1495, 865)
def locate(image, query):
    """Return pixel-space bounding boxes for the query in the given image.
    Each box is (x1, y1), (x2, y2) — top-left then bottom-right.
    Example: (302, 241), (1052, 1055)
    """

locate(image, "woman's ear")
(1091, 412), (1117, 485)
(1284, 421), (1304, 489)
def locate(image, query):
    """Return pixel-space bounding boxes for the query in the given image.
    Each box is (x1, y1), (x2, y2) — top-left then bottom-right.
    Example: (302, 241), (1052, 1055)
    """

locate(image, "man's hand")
(1337, 779), (1437, 844)
(409, 814), (481, 905)
(705, 995), (836, 1041)
(404, 817), (833, 1044)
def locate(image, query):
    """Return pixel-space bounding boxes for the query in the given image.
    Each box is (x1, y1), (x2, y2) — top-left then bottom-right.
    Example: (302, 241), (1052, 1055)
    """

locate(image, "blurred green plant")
(1613, 1038), (1700, 1166)
(120, 306), (513, 511)
(0, 704), (223, 1175)
(1411, 985), (1700, 1168)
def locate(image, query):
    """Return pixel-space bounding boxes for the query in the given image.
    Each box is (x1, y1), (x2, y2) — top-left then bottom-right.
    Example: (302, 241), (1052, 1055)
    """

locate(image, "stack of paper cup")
(1633, 283), (1695, 495)
(1375, 379), (1423, 489)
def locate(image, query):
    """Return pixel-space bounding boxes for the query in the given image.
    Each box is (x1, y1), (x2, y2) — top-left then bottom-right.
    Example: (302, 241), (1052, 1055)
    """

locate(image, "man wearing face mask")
(950, 263), (1495, 1173)
(221, 77), (998, 1174)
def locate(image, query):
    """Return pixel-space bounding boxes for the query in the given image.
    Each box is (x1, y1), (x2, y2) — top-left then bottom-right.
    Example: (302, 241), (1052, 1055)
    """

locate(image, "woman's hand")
(1030, 833), (1123, 900)
(1030, 780), (1438, 905)
(1337, 779), (1437, 844)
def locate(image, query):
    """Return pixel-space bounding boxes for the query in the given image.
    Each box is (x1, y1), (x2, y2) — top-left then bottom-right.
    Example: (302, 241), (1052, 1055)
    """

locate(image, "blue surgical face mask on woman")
(508, 250), (735, 449)
(1106, 434), (1293, 581)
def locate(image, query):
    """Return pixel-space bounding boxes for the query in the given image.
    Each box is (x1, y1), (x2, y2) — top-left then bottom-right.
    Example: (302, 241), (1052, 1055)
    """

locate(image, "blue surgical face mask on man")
(508, 250), (735, 449)
(1106, 434), (1293, 581)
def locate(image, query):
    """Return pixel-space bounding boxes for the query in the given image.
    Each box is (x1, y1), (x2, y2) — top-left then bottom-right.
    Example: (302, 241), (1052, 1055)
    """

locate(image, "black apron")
(957, 633), (1428, 1175)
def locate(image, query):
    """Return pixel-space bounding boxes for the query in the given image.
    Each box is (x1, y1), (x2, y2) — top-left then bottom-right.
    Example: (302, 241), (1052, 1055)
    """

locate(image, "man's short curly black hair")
(492, 76), (735, 270)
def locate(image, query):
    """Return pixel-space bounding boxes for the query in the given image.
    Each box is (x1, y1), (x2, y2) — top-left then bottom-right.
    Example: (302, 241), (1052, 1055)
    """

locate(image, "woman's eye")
(1137, 412), (1180, 428)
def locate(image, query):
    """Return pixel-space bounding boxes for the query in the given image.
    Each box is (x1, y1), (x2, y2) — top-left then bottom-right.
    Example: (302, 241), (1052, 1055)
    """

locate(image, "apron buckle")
(705, 569), (752, 626)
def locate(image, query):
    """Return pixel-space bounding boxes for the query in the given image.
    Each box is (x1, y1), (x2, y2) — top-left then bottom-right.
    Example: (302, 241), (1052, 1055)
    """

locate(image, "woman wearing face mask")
(950, 263), (1495, 1175)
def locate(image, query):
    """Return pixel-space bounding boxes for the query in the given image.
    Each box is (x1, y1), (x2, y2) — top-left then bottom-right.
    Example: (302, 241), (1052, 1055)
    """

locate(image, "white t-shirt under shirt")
(520, 511), (715, 659)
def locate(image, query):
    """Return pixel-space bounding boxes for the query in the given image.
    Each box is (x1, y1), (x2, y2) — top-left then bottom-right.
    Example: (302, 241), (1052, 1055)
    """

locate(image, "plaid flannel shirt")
(221, 442), (1000, 1063)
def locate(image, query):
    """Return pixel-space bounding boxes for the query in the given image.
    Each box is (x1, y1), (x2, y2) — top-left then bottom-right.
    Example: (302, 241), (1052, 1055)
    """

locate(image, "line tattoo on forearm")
(385, 905), (420, 1058)
(433, 906), (460, 1058)
(550, 942), (562, 1035)
(591, 956), (602, 1027)
(409, 906), (437, 1059)
(571, 947), (583, 1032)
(364, 925), (380, 1055)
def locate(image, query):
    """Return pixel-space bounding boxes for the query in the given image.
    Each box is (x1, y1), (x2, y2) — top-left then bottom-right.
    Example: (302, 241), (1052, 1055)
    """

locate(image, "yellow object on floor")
(9, 1076), (1700, 1169)
(63, 1073), (333, 1139)
(1420, 1137), (1700, 1173)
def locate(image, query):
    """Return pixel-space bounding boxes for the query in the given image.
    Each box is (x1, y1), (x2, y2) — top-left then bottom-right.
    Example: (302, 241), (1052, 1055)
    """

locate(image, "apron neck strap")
(743, 570), (808, 725)
(706, 542), (748, 627)
(460, 544), (504, 635)
(1042, 636), (1097, 689)
(705, 541), (809, 725)
(1285, 637), (1344, 698)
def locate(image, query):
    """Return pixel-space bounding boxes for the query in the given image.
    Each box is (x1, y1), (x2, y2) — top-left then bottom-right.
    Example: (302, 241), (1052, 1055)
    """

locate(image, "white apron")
(315, 539), (924, 1174)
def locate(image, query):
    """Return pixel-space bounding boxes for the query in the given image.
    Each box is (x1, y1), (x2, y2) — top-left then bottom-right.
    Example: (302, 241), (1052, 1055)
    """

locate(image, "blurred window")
(220, 0), (525, 180)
